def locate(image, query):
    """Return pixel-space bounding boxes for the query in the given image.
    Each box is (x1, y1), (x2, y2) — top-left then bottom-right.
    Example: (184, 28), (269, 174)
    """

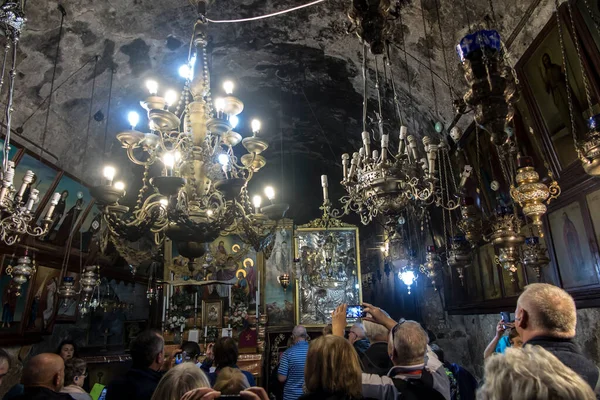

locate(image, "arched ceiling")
(8, 0), (554, 223)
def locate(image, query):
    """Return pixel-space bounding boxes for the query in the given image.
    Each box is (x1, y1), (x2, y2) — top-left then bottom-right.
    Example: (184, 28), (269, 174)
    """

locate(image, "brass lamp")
(521, 236), (550, 280)
(446, 236), (472, 285)
(457, 197), (482, 247)
(488, 207), (524, 282)
(420, 245), (441, 289)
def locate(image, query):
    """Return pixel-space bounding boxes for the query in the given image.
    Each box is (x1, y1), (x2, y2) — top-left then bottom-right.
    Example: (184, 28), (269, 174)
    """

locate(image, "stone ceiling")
(7, 0), (554, 223)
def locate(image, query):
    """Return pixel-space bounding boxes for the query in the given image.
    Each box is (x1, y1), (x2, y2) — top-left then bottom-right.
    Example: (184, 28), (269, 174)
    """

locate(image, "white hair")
(518, 283), (576, 337)
(477, 346), (595, 400)
(363, 320), (389, 342)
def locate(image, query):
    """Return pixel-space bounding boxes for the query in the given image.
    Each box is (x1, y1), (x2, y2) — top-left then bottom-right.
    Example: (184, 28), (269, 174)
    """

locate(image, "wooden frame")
(202, 299), (223, 328)
(294, 224), (362, 327)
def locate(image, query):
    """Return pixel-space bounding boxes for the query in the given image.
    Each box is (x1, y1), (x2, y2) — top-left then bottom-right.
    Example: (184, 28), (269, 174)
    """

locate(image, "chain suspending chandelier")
(92, 0), (288, 264)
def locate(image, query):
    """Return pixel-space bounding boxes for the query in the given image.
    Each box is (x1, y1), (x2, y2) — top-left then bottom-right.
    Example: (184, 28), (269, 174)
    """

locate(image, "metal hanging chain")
(565, 0), (593, 117)
(554, 0), (584, 156)
(374, 56), (385, 141)
(529, 127), (556, 179)
(583, 0), (600, 39)
(488, 0), (497, 25)
(433, 0), (455, 100)
(462, 0), (473, 33)
(102, 68), (115, 158)
(398, 9), (417, 132)
(420, 0), (439, 117)
(40, 5), (66, 162)
(362, 45), (368, 133)
(0, 43), (10, 97)
(80, 56), (99, 167)
(2, 38), (18, 173)
(387, 44), (406, 126)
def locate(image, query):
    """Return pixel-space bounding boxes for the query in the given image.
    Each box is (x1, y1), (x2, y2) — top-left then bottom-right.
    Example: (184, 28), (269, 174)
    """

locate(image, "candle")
(294, 237), (300, 260)
(180, 324), (184, 333)
(162, 295), (166, 323)
(204, 326), (208, 337)
(194, 292), (198, 309)
(321, 175), (329, 203)
(257, 270), (260, 317)
(361, 131), (371, 156)
(228, 286), (232, 306)
(228, 324), (231, 330)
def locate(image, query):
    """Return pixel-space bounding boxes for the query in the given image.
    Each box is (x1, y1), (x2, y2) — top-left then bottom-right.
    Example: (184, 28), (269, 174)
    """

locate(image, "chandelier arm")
(126, 147), (153, 166)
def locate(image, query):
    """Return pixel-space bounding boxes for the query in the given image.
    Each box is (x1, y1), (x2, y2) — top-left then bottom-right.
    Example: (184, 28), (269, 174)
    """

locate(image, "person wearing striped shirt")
(278, 326), (309, 400)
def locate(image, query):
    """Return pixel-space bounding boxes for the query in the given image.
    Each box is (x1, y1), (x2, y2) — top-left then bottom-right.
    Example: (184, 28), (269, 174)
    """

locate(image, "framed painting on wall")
(23, 265), (61, 334)
(264, 224), (294, 327)
(548, 201), (599, 288)
(202, 299), (223, 328)
(586, 188), (600, 250)
(295, 222), (362, 327)
(0, 255), (31, 335)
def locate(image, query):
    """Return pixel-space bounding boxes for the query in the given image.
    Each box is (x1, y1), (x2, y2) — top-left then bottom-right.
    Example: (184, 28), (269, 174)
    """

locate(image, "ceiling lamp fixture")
(91, 0), (288, 264)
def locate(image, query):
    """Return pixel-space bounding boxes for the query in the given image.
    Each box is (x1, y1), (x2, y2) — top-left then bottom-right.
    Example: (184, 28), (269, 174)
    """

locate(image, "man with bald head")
(12, 353), (73, 400)
(515, 283), (599, 389)
(278, 325), (309, 400)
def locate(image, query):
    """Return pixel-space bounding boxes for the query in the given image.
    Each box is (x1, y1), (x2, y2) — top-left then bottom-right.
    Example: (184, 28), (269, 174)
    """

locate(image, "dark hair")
(214, 337), (239, 369)
(64, 358), (86, 384)
(57, 340), (78, 358)
(181, 341), (201, 361)
(0, 348), (11, 368)
(131, 330), (164, 368)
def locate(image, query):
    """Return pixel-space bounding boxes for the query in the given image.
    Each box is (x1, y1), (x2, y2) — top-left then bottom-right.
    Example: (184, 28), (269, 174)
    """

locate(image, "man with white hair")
(360, 318), (393, 375)
(515, 283), (599, 390)
(348, 322), (370, 354)
(278, 325), (309, 400)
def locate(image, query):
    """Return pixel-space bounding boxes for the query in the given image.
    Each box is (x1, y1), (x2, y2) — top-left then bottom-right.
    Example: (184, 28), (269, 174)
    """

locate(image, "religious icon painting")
(548, 201), (599, 289)
(264, 226), (294, 327)
(586, 188), (600, 253)
(202, 299), (223, 328)
(23, 266), (61, 334)
(516, 4), (600, 171)
(0, 255), (31, 335)
(36, 174), (93, 246)
(479, 244), (502, 300)
(13, 153), (59, 215)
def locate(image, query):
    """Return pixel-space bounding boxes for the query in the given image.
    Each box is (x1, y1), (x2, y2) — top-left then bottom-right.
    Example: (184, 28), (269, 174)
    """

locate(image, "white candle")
(256, 270), (260, 317)
(162, 295), (166, 322)
(194, 292), (198, 309)
(228, 324), (231, 329)
(180, 324), (184, 333)
(228, 286), (232, 306)
(204, 326), (208, 337)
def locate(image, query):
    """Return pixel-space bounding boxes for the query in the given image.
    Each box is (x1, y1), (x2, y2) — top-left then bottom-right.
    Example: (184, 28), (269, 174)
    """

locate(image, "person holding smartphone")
(483, 318), (522, 360)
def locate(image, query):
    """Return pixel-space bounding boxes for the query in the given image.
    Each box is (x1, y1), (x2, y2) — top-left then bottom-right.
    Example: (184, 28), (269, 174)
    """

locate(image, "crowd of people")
(0, 283), (598, 399)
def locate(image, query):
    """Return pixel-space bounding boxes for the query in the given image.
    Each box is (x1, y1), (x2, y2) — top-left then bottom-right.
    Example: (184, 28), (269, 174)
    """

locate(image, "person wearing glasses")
(60, 358), (92, 400)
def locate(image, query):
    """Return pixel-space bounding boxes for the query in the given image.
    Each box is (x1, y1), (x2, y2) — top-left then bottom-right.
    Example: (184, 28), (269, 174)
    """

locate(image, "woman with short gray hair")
(477, 346), (595, 400)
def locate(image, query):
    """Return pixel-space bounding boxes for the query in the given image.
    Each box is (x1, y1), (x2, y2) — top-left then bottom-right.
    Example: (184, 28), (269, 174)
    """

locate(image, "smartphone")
(174, 353), (184, 365)
(500, 312), (513, 329)
(346, 305), (366, 319)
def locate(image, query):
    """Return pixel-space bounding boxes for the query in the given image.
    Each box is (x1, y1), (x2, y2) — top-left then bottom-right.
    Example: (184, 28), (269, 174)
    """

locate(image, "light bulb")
(164, 90), (177, 107)
(229, 115), (239, 129)
(399, 270), (416, 287)
(206, 209), (214, 216)
(252, 195), (262, 209)
(251, 119), (261, 133)
(264, 186), (275, 200)
(178, 64), (191, 79)
(127, 111), (140, 129)
(159, 198), (168, 207)
(114, 181), (125, 191)
(218, 153), (229, 166)
(162, 152), (175, 168)
(223, 81), (234, 95)
(174, 151), (182, 162)
(103, 166), (116, 182)
(380, 246), (387, 253)
(215, 98), (226, 112)
(146, 80), (159, 95)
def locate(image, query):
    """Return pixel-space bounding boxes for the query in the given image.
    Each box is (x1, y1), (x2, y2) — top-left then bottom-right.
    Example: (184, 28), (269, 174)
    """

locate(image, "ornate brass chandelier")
(92, 0), (288, 263)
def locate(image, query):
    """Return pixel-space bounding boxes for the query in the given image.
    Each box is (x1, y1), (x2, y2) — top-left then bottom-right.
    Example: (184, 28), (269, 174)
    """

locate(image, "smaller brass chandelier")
(486, 207), (524, 282)
(510, 156), (560, 228)
(457, 197), (482, 248)
(521, 236), (550, 280)
(420, 245), (441, 289)
(5, 251), (35, 296)
(447, 236), (472, 285)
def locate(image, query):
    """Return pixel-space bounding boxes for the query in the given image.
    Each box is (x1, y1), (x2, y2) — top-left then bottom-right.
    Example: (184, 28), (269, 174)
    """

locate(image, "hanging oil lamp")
(277, 273), (290, 292)
(580, 114), (600, 176)
(488, 206), (524, 282)
(521, 236), (550, 280)
(456, 30), (518, 145)
(58, 276), (77, 303)
(446, 236), (472, 285)
(510, 156), (560, 228)
(5, 251), (35, 296)
(80, 265), (100, 302)
(420, 245), (441, 289)
(457, 197), (482, 247)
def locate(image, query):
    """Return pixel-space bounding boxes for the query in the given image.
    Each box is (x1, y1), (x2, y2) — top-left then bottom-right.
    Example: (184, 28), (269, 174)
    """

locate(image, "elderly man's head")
(387, 321), (428, 366)
(292, 325), (308, 343)
(22, 353), (65, 392)
(348, 323), (366, 345)
(363, 310), (390, 343)
(515, 283), (577, 343)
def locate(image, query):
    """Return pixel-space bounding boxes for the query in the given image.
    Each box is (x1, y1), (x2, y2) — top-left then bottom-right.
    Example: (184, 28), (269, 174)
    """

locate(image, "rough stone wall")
(419, 286), (600, 380)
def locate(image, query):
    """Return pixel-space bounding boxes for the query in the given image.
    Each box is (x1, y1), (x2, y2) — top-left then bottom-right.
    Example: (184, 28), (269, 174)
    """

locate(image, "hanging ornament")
(80, 265), (100, 302)
(510, 156), (560, 228)
(446, 236), (472, 285)
(277, 273), (290, 292)
(5, 251), (35, 296)
(420, 245), (441, 289)
(487, 207), (524, 282)
(58, 276), (77, 302)
(456, 30), (518, 145)
(457, 197), (482, 247)
(521, 236), (550, 281)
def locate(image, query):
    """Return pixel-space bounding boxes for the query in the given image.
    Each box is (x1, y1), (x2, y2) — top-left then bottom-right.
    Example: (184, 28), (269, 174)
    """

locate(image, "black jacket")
(11, 386), (74, 400)
(526, 336), (599, 389)
(105, 367), (163, 400)
(359, 342), (393, 376)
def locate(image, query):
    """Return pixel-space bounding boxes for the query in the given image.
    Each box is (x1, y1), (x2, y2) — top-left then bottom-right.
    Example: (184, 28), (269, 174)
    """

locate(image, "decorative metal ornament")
(420, 245), (441, 289)
(487, 207), (524, 281)
(457, 197), (482, 247)
(456, 30), (518, 145)
(580, 114), (600, 176)
(510, 156), (560, 227)
(277, 273), (290, 292)
(446, 236), (472, 285)
(521, 236), (550, 280)
(347, 0), (394, 55)
(80, 265), (100, 302)
(5, 252), (35, 296)
(58, 276), (77, 301)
